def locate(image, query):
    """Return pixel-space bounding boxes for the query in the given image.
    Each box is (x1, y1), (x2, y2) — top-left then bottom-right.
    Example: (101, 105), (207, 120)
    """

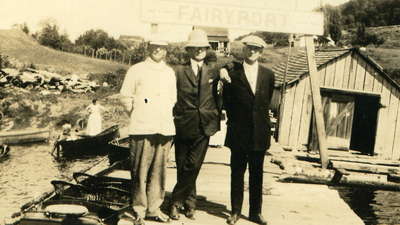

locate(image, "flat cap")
(148, 34), (168, 46)
(241, 35), (267, 48)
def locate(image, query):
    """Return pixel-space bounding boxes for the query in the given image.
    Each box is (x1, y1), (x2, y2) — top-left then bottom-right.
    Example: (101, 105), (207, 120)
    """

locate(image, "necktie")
(197, 64), (202, 77)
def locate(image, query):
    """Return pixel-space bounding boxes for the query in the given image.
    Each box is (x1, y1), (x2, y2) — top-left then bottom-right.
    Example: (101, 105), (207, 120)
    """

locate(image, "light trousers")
(129, 134), (173, 218)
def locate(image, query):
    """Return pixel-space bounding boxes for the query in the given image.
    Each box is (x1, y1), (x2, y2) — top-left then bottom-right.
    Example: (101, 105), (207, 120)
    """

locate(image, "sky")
(0, 0), (349, 42)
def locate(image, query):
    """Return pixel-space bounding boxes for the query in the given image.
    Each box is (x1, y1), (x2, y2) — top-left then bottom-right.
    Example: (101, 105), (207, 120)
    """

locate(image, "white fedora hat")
(185, 29), (210, 48)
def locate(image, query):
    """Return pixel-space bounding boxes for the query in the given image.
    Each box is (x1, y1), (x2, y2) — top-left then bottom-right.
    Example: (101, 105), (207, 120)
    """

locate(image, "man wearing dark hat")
(169, 29), (221, 221)
(221, 35), (275, 225)
(120, 36), (176, 225)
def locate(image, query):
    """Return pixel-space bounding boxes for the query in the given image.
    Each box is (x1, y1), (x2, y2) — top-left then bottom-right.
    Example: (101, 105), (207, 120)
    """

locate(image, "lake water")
(0, 143), (107, 221)
(336, 186), (400, 225)
(1, 143), (400, 225)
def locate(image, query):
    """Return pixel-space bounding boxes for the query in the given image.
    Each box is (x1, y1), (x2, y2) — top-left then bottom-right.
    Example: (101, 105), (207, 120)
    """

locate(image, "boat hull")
(0, 129), (49, 145)
(56, 125), (120, 157)
(10, 154), (131, 225)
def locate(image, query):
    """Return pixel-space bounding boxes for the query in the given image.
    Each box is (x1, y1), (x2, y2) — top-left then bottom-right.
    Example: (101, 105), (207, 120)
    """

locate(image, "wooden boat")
(0, 128), (50, 145)
(53, 125), (120, 158)
(7, 149), (132, 225)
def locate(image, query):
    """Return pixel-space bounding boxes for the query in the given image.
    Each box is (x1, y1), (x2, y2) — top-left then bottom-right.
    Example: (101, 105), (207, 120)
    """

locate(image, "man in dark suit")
(221, 35), (275, 225)
(169, 29), (221, 221)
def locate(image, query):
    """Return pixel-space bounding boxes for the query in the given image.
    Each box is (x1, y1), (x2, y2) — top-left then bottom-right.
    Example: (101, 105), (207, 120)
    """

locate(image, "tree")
(75, 29), (126, 51)
(13, 22), (30, 34)
(59, 32), (73, 51)
(35, 19), (72, 50)
(323, 5), (342, 45)
(37, 24), (62, 49)
(96, 47), (108, 59)
(351, 23), (385, 47)
(341, 0), (400, 28)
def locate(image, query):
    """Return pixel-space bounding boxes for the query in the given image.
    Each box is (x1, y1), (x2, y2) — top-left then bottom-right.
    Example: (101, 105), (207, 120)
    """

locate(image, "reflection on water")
(336, 186), (400, 225)
(0, 143), (106, 218)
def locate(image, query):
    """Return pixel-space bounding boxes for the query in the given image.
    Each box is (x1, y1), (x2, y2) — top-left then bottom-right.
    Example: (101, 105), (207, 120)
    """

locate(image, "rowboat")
(7, 145), (132, 225)
(0, 128), (50, 145)
(53, 125), (120, 158)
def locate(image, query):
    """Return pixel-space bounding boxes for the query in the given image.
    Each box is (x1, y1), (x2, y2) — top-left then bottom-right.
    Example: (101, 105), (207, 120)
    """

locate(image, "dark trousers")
(230, 149), (266, 216)
(171, 135), (210, 209)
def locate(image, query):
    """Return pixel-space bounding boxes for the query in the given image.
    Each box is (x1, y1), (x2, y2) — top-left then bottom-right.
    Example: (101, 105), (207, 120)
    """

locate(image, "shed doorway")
(309, 92), (379, 155)
(350, 95), (380, 155)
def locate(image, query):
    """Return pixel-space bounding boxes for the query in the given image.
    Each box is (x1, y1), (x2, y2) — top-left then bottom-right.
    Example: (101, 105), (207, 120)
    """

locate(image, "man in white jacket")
(120, 38), (177, 225)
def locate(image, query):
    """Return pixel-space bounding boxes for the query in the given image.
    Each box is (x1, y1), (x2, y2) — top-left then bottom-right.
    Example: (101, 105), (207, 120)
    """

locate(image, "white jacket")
(120, 58), (177, 136)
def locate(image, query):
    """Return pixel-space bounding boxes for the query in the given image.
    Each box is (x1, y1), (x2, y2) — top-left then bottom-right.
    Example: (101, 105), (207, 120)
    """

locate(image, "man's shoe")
(118, 212), (143, 225)
(133, 217), (145, 225)
(249, 214), (267, 225)
(184, 208), (196, 220)
(145, 213), (170, 223)
(169, 205), (180, 220)
(226, 214), (240, 225)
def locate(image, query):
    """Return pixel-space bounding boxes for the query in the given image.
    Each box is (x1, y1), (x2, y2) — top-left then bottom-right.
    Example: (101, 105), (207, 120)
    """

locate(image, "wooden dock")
(158, 141), (364, 225)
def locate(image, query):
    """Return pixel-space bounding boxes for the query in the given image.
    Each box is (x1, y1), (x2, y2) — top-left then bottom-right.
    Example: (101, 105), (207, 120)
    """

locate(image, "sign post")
(305, 36), (330, 168)
(140, 0), (330, 168)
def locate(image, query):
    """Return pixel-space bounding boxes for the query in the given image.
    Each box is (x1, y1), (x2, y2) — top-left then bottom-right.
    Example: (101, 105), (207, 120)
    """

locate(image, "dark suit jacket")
(173, 63), (221, 140)
(223, 61), (275, 151)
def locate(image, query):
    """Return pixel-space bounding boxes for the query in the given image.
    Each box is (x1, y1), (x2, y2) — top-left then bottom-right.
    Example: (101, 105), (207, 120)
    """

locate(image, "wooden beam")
(305, 36), (330, 168)
(279, 171), (400, 191)
(332, 161), (400, 175)
(320, 86), (381, 97)
(294, 152), (400, 167)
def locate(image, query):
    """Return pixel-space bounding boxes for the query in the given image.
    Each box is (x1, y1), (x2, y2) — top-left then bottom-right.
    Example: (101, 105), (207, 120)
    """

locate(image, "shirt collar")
(243, 60), (258, 71)
(146, 57), (166, 67)
(190, 59), (204, 68)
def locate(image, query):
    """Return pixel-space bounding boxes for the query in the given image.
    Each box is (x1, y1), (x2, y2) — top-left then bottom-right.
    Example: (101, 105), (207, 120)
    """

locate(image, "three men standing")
(120, 31), (274, 225)
(120, 38), (176, 225)
(222, 35), (275, 225)
(169, 29), (221, 221)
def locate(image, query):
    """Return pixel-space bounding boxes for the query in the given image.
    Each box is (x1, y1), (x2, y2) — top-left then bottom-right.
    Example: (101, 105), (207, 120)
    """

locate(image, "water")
(336, 187), (400, 225)
(2, 144), (400, 225)
(0, 143), (107, 220)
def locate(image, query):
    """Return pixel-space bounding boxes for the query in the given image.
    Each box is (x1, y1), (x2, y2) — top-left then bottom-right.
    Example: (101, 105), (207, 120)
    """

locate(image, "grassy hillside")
(0, 29), (128, 76)
(368, 26), (400, 49)
(365, 47), (400, 70)
(340, 26), (400, 71)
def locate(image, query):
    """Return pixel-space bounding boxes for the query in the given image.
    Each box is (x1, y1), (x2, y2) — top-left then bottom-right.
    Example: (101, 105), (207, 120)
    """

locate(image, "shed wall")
(278, 52), (400, 159)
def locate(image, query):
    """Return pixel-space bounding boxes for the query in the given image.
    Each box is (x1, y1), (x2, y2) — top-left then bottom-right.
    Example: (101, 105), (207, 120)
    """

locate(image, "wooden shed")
(193, 26), (230, 55)
(273, 48), (400, 160)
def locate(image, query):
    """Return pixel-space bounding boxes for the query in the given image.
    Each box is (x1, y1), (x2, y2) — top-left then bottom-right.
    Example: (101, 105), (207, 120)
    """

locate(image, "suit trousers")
(129, 134), (173, 218)
(171, 135), (210, 209)
(230, 149), (266, 216)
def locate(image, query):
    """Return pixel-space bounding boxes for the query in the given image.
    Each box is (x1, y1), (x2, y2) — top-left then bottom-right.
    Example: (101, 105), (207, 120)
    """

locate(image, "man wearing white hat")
(120, 37), (176, 225)
(220, 35), (274, 225)
(169, 29), (221, 221)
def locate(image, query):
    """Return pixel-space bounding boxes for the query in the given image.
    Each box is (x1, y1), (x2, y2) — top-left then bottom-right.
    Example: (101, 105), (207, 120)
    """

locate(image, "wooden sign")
(141, 0), (324, 35)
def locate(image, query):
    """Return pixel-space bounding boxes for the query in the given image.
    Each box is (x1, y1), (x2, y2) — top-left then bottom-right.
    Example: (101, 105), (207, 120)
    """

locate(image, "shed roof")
(194, 26), (228, 37)
(272, 48), (400, 91)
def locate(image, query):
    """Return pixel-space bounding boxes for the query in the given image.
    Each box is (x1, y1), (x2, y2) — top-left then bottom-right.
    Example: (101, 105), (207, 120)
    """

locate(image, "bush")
(87, 68), (127, 92)
(0, 54), (12, 69)
(166, 44), (188, 65)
